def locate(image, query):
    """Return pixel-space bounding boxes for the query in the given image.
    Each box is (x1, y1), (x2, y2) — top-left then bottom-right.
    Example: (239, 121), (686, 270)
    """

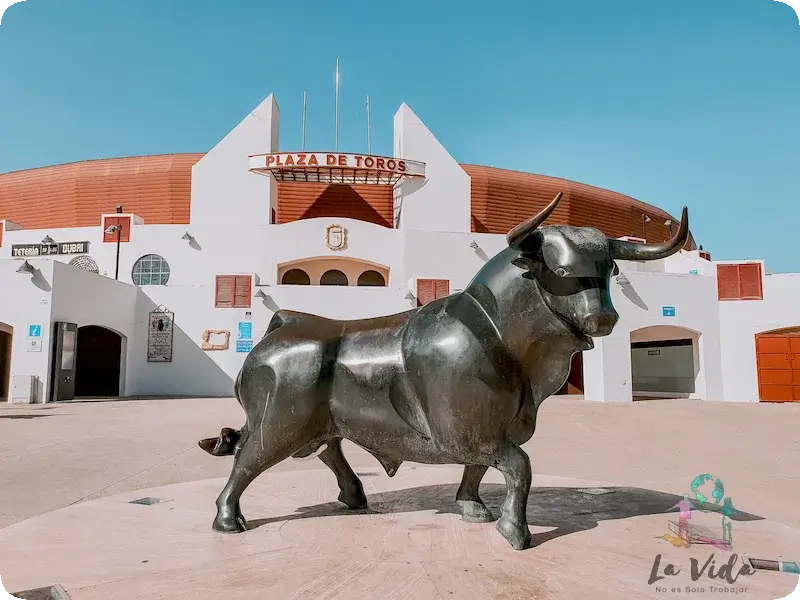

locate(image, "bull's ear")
(512, 254), (539, 279)
(612, 262), (620, 276)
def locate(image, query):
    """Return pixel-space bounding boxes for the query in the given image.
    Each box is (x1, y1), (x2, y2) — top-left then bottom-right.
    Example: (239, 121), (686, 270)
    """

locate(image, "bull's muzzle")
(580, 311), (619, 337)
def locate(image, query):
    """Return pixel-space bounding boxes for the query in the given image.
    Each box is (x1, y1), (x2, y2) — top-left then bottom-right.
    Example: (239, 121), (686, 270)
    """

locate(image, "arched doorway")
(629, 326), (700, 399)
(357, 270), (386, 287)
(755, 327), (800, 402)
(0, 323), (12, 401)
(320, 269), (349, 286)
(281, 268), (311, 285)
(75, 326), (123, 397)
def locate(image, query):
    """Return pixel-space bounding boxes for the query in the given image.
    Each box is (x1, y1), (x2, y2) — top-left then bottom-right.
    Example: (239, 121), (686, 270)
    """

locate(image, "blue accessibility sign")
(662, 306), (676, 317)
(237, 322), (253, 340)
(236, 339), (253, 353)
(28, 324), (42, 338)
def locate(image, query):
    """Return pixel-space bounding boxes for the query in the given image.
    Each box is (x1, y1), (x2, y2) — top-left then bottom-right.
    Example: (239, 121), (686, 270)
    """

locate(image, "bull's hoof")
(496, 516), (532, 550)
(338, 488), (368, 510)
(457, 500), (495, 523)
(213, 512), (248, 533)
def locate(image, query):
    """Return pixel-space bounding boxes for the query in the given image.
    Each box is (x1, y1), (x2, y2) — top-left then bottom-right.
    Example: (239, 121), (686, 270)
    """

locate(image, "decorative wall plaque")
(147, 307), (174, 362)
(202, 329), (230, 351)
(325, 224), (348, 251)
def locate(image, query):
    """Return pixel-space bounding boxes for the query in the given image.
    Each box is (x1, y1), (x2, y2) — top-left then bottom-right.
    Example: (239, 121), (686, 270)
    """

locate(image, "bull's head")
(507, 192), (689, 341)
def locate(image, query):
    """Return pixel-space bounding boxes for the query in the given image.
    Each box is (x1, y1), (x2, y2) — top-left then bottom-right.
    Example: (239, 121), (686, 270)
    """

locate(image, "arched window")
(131, 254), (170, 286)
(320, 269), (348, 286)
(68, 255), (99, 274)
(281, 268), (311, 285)
(357, 270), (386, 287)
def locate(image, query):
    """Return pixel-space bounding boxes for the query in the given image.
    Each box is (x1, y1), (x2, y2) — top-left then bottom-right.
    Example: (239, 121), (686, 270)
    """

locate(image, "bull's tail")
(199, 367), (246, 457)
(198, 427), (242, 456)
(201, 312), (298, 458)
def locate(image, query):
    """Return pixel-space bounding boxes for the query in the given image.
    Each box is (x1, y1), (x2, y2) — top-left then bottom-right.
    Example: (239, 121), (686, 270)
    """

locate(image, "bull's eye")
(555, 267), (569, 278)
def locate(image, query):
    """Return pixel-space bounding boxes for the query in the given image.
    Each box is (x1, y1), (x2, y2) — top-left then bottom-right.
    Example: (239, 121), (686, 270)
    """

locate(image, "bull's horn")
(506, 192), (563, 250)
(608, 207), (690, 261)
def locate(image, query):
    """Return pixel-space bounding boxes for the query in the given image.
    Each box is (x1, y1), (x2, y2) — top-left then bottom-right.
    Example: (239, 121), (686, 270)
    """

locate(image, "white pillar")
(583, 334), (633, 402)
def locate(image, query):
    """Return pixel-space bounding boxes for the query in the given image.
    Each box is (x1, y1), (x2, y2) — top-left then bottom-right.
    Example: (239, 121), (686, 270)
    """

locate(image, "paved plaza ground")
(1, 396), (799, 599)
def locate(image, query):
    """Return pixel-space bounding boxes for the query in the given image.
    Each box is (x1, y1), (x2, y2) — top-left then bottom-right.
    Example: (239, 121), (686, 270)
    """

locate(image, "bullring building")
(0, 95), (798, 404)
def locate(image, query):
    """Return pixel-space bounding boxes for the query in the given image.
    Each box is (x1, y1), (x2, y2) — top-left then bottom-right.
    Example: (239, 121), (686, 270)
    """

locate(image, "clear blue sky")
(1, 0), (798, 271)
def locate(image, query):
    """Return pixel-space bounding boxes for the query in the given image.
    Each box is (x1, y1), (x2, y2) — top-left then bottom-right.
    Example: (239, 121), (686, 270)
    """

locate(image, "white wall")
(718, 272), (800, 402)
(190, 94), (279, 227)
(0, 259), (55, 402)
(393, 103), (471, 233)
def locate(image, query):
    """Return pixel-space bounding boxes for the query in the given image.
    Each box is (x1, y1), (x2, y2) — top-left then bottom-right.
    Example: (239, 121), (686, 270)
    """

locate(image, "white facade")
(1, 96), (798, 404)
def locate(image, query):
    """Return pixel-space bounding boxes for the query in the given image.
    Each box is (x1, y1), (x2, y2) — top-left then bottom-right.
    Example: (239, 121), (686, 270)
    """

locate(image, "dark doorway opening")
(75, 326), (122, 397)
(0, 328), (12, 401)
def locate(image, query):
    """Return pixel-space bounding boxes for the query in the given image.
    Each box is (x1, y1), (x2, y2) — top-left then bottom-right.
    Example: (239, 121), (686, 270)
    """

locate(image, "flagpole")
(335, 57), (340, 152)
(301, 91), (307, 152)
(366, 95), (371, 155)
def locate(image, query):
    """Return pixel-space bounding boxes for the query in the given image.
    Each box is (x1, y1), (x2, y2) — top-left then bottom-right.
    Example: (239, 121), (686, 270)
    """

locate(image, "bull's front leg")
(456, 465), (495, 523)
(493, 441), (532, 550)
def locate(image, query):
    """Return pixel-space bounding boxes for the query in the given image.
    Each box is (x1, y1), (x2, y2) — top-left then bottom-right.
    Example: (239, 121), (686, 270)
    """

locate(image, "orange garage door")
(755, 333), (800, 402)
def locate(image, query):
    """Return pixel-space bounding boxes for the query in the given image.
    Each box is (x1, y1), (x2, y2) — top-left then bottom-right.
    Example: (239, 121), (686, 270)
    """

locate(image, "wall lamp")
(404, 291), (416, 301)
(469, 240), (480, 250)
(181, 231), (193, 242)
(615, 273), (631, 287)
(16, 260), (36, 275)
(41, 235), (56, 245)
(254, 289), (269, 299)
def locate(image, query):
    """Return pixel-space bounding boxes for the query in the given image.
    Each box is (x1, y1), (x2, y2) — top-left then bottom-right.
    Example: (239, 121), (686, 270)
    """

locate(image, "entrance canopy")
(249, 152), (426, 185)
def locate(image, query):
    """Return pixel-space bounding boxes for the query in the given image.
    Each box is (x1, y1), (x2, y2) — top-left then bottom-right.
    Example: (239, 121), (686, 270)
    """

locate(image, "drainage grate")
(11, 584), (70, 600)
(128, 497), (168, 506)
(577, 488), (614, 496)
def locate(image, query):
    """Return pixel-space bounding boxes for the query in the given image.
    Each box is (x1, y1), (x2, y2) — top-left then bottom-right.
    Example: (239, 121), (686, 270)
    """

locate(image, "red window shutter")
(699, 251), (711, 261)
(233, 276), (252, 308)
(103, 216), (131, 243)
(434, 279), (450, 300)
(738, 263), (763, 300)
(717, 265), (741, 300)
(416, 279), (436, 306)
(0, 224), (4, 248)
(215, 276), (235, 308)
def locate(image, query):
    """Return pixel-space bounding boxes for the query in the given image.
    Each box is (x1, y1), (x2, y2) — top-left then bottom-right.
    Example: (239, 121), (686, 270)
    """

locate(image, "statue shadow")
(247, 484), (762, 548)
(0, 414), (54, 420)
(620, 283), (648, 310)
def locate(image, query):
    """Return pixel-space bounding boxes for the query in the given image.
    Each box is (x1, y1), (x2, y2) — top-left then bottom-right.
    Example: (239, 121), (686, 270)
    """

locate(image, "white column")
(583, 334), (633, 402)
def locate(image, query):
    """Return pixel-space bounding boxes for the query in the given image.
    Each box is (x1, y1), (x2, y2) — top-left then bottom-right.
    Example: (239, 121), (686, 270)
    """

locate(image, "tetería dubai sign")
(249, 152), (425, 185)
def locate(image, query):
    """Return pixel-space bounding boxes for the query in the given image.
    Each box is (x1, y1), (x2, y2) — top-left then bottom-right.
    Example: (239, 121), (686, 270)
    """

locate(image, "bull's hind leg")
(318, 438), (368, 509)
(213, 433), (295, 533)
(456, 465), (495, 523)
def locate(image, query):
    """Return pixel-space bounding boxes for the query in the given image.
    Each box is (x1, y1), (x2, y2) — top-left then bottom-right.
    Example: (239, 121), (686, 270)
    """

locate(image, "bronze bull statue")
(200, 192), (690, 549)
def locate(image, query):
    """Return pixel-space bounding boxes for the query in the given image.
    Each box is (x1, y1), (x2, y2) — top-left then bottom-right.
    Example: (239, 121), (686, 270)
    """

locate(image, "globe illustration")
(690, 474), (734, 517)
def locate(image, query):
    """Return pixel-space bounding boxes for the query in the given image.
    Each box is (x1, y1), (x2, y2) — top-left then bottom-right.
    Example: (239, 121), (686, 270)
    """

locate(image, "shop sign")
(11, 241), (90, 258)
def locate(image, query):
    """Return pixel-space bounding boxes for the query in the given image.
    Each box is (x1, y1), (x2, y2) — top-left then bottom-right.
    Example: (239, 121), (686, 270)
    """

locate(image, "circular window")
(131, 254), (170, 286)
(68, 255), (99, 274)
(319, 269), (348, 286)
(357, 270), (386, 287)
(281, 268), (311, 285)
